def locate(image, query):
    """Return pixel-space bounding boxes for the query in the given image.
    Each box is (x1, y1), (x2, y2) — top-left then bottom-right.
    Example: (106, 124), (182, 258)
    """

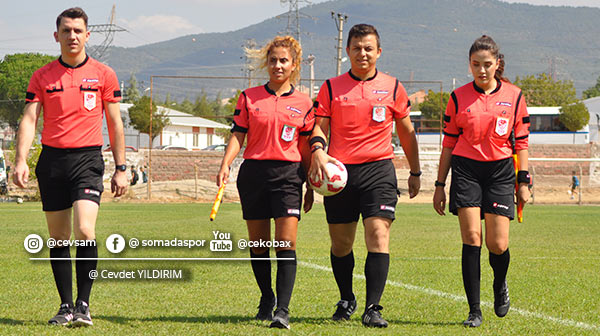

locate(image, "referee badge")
(495, 117), (509, 136)
(372, 106), (386, 122)
(281, 125), (296, 142)
(84, 92), (96, 111)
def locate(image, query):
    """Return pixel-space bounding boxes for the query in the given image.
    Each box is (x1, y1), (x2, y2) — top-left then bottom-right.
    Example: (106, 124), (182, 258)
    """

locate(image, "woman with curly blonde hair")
(217, 35), (314, 329)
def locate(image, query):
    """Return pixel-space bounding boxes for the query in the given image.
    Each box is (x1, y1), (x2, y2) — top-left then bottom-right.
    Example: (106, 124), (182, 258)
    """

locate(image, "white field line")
(299, 261), (600, 332)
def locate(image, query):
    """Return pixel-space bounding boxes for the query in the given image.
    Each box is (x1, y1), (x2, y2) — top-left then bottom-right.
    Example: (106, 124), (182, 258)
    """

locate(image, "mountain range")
(103, 0), (600, 100)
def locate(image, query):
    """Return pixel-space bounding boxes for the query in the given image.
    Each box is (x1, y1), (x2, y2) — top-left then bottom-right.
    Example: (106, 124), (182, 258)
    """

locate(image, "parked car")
(201, 144), (227, 151)
(104, 145), (138, 152)
(155, 145), (190, 151)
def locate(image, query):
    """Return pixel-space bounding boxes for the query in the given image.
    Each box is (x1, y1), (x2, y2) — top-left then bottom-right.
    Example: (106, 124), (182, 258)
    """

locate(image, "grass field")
(0, 202), (599, 335)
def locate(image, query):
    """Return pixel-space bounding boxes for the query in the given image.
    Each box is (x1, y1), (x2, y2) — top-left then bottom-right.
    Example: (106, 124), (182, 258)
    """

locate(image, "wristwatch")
(115, 164), (127, 172)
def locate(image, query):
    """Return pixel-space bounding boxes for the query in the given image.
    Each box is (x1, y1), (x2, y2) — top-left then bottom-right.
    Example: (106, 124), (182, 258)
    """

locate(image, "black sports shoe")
(463, 311), (482, 327)
(494, 280), (510, 317)
(332, 299), (357, 321)
(48, 303), (73, 326)
(72, 300), (93, 327)
(256, 295), (276, 321)
(361, 304), (388, 328)
(269, 308), (290, 329)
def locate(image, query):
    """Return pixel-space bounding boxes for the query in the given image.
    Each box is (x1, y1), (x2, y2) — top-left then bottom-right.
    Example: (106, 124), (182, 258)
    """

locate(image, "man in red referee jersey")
(13, 7), (128, 327)
(309, 24), (421, 328)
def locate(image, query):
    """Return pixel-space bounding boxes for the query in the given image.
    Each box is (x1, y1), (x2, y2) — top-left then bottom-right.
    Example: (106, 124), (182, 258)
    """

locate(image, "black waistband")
(42, 145), (102, 153)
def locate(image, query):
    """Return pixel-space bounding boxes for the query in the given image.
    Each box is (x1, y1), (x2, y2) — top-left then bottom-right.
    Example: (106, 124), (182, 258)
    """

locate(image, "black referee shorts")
(236, 159), (304, 220)
(449, 155), (515, 220)
(324, 159), (398, 224)
(36, 145), (105, 212)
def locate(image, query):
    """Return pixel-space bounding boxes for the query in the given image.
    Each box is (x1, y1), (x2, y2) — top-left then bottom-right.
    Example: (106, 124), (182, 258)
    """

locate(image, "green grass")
(0, 203), (599, 335)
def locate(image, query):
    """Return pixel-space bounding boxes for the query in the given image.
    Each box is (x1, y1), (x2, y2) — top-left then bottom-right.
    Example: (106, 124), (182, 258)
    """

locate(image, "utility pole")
(279, 0), (312, 43)
(307, 54), (316, 99)
(241, 39), (257, 88)
(87, 4), (127, 62)
(331, 12), (347, 76)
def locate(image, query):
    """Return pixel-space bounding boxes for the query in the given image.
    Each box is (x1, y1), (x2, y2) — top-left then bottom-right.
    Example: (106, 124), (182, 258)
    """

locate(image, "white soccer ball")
(309, 162), (348, 196)
(16, 197), (23, 204)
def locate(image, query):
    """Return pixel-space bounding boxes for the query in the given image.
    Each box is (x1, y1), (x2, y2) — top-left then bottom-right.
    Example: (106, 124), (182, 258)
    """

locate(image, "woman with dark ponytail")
(433, 35), (531, 327)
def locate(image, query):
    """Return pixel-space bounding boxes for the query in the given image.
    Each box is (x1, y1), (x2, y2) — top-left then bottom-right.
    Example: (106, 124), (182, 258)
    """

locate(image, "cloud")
(119, 15), (204, 43)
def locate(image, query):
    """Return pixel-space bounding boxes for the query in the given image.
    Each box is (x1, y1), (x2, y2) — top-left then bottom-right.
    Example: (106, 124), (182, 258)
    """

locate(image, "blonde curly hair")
(246, 35), (303, 85)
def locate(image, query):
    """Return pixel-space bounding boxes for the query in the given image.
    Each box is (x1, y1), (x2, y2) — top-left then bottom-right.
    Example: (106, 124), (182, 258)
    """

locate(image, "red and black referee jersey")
(314, 70), (410, 165)
(443, 80), (530, 161)
(232, 84), (314, 162)
(26, 55), (121, 148)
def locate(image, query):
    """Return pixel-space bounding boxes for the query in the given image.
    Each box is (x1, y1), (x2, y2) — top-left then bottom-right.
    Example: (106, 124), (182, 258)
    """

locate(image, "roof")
(583, 96), (600, 113)
(120, 103), (230, 129)
(526, 106), (561, 115)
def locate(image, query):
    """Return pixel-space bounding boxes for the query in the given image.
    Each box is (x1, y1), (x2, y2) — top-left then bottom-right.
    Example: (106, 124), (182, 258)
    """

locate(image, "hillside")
(103, 0), (600, 100)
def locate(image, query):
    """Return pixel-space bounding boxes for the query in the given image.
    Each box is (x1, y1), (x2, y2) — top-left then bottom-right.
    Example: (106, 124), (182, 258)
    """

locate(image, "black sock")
(462, 244), (481, 314)
(275, 250), (297, 310)
(365, 252), (390, 308)
(330, 250), (355, 301)
(489, 248), (510, 290)
(75, 243), (97, 304)
(50, 246), (73, 306)
(250, 249), (274, 299)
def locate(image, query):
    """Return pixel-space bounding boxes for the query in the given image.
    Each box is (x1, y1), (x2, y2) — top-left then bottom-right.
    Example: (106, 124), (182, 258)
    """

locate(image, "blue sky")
(1, 0), (599, 58)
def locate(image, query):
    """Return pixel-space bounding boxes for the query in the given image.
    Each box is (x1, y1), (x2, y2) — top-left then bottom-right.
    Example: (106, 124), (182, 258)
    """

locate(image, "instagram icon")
(24, 234), (43, 253)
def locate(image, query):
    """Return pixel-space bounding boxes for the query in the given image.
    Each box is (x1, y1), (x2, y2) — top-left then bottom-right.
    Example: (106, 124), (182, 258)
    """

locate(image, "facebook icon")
(106, 234), (126, 254)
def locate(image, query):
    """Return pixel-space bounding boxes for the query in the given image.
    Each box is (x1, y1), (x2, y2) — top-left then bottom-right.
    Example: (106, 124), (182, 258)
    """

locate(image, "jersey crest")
(281, 125), (296, 142)
(84, 92), (96, 111)
(372, 106), (386, 122)
(495, 117), (509, 136)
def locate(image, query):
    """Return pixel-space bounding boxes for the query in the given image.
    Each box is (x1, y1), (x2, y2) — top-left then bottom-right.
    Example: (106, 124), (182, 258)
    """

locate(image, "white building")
(583, 96), (600, 143)
(102, 103), (230, 150)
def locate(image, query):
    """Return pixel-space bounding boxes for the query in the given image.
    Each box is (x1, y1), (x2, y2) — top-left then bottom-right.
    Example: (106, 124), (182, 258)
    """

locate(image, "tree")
(192, 90), (212, 117)
(415, 90), (450, 128)
(514, 73), (577, 107)
(175, 97), (194, 114)
(582, 76), (600, 99)
(215, 90), (241, 143)
(7, 141), (43, 181)
(122, 73), (141, 103)
(0, 53), (56, 130)
(128, 96), (170, 141)
(559, 102), (589, 132)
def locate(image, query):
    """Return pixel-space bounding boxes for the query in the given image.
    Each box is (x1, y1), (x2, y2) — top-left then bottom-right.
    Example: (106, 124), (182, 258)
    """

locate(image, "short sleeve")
(513, 91), (529, 151)
(314, 81), (331, 118)
(25, 71), (43, 103)
(232, 91), (249, 133)
(299, 104), (315, 136)
(102, 68), (121, 102)
(442, 92), (460, 149)
(391, 80), (410, 120)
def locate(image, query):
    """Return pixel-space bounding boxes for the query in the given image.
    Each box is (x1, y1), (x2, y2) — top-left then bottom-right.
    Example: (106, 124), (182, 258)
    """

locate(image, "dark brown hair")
(56, 7), (88, 30)
(469, 35), (509, 82)
(347, 24), (380, 49)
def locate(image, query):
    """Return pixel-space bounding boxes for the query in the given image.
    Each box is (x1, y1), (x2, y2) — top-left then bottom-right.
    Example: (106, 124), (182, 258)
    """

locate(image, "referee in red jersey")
(309, 24), (421, 328)
(433, 35), (530, 327)
(13, 7), (128, 327)
(217, 36), (314, 330)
